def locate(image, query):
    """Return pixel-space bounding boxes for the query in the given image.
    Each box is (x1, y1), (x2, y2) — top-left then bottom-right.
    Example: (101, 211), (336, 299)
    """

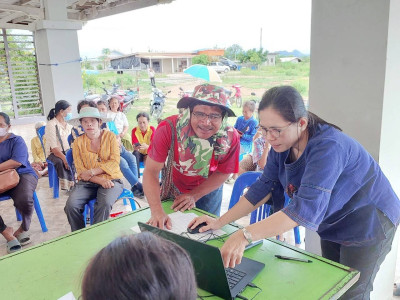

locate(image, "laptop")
(138, 222), (265, 300)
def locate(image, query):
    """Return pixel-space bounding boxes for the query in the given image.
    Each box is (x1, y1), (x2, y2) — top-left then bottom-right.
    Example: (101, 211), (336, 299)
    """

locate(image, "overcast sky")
(77, 0), (311, 59)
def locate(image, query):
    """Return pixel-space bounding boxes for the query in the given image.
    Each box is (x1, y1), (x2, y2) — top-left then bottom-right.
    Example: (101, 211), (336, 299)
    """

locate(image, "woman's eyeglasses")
(192, 111), (222, 122)
(257, 123), (293, 138)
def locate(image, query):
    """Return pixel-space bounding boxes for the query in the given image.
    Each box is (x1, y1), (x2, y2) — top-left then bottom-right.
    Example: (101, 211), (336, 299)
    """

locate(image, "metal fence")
(0, 29), (43, 119)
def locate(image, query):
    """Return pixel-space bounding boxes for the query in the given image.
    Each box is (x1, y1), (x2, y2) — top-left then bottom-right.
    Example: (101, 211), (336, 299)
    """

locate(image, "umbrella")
(183, 64), (222, 82)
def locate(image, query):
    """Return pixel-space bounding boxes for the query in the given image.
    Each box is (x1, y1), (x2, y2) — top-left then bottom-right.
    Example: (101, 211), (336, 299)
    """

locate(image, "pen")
(245, 240), (263, 251)
(275, 255), (312, 263)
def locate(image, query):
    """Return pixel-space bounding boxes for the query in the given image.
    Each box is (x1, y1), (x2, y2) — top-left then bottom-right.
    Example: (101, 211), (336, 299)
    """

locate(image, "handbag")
(0, 169), (20, 194)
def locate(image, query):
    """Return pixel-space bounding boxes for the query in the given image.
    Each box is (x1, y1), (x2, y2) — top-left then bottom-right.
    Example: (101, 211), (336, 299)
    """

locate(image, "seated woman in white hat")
(64, 107), (123, 232)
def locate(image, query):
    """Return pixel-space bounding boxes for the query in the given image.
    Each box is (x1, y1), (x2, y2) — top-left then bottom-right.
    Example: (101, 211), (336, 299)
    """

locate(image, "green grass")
(83, 61), (310, 134)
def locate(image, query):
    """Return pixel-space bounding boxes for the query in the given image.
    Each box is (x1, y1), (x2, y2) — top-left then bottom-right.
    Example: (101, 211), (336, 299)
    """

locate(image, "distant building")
(265, 52), (279, 66)
(197, 49), (225, 57)
(109, 48), (226, 73)
(280, 57), (302, 63)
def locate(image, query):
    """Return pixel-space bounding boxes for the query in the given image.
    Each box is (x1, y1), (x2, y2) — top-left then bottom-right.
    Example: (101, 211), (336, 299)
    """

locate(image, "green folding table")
(0, 201), (359, 299)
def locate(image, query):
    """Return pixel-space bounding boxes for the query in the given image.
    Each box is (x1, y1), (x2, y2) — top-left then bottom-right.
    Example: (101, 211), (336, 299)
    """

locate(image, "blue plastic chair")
(0, 191), (48, 232)
(228, 171), (301, 245)
(67, 134), (73, 147)
(139, 161), (145, 177)
(37, 126), (59, 199)
(65, 150), (137, 226)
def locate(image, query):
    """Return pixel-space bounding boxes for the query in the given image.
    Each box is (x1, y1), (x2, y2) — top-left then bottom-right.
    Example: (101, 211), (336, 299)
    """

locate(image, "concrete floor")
(1, 122), (399, 298)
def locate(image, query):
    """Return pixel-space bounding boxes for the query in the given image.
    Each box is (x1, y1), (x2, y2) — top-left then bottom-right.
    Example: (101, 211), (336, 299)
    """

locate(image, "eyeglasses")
(192, 111), (222, 122)
(257, 123), (293, 138)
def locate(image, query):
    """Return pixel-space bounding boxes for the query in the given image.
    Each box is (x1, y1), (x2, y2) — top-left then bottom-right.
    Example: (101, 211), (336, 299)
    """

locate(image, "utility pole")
(260, 27), (262, 50)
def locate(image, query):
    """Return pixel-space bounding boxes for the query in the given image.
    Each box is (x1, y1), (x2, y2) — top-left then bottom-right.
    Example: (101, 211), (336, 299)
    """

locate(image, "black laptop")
(138, 222), (265, 300)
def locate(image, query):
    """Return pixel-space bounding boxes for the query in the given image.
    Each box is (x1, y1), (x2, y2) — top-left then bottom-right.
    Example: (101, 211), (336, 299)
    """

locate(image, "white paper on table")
(167, 211), (227, 241)
(130, 211), (227, 242)
(58, 292), (76, 300)
(130, 225), (140, 233)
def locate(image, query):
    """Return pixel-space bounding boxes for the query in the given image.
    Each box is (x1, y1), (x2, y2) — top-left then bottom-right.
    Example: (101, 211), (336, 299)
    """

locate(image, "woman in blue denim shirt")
(190, 86), (400, 299)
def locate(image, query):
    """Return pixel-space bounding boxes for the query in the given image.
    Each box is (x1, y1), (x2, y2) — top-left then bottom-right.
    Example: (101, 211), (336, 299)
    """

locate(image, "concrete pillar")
(307, 0), (400, 298)
(35, 0), (83, 117)
(171, 58), (174, 73)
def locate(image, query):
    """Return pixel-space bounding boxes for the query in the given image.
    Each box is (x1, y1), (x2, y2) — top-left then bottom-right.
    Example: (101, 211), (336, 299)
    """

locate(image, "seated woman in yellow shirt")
(30, 121), (48, 177)
(64, 107), (123, 232)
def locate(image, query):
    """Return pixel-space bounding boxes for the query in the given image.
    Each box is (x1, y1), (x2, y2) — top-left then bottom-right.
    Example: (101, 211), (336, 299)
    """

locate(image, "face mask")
(64, 112), (73, 121)
(0, 127), (8, 137)
(100, 112), (108, 120)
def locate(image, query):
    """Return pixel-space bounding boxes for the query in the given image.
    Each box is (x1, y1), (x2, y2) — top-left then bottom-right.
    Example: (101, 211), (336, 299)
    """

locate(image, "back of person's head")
(47, 100), (71, 121)
(77, 100), (96, 113)
(259, 86), (341, 138)
(81, 232), (197, 300)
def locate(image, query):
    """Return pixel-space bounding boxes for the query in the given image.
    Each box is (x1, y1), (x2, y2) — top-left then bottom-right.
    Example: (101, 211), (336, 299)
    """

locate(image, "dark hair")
(81, 232), (197, 300)
(243, 100), (256, 112)
(0, 112), (10, 125)
(96, 100), (108, 108)
(47, 100), (71, 120)
(136, 112), (150, 122)
(77, 100), (96, 113)
(108, 96), (120, 111)
(258, 86), (341, 138)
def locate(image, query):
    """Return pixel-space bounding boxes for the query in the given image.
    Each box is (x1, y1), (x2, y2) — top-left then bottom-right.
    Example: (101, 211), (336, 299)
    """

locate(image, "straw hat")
(67, 107), (111, 127)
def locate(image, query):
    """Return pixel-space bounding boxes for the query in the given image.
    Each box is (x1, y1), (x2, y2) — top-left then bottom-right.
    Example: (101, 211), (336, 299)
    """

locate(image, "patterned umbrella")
(183, 64), (222, 82)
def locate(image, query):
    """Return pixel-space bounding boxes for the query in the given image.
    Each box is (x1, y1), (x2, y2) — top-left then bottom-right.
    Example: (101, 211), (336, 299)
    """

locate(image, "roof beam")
(19, 0), (37, 5)
(0, 12), (26, 24)
(11, 15), (31, 24)
(0, 21), (34, 30)
(0, 4), (44, 18)
(78, 0), (173, 21)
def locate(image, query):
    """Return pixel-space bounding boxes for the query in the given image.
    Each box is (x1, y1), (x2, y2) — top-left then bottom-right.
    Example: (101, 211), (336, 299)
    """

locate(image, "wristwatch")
(241, 228), (253, 244)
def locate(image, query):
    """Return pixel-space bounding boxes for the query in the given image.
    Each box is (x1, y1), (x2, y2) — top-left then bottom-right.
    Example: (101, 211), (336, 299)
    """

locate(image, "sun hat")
(177, 84), (236, 117)
(35, 121), (46, 130)
(67, 107), (111, 127)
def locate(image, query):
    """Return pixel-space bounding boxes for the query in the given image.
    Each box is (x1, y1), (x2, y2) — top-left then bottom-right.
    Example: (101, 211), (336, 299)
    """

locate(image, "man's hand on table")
(171, 194), (196, 212)
(147, 209), (172, 230)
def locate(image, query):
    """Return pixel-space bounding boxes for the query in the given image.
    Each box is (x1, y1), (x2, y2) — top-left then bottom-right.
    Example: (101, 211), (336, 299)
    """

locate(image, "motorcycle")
(101, 82), (136, 113)
(150, 87), (171, 120)
(84, 90), (101, 103)
(178, 87), (193, 99)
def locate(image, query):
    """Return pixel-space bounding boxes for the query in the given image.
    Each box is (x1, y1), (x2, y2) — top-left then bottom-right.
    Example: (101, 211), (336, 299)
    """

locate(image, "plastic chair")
(67, 134), (73, 147)
(139, 161), (144, 177)
(228, 171), (301, 245)
(37, 126), (59, 199)
(0, 191), (48, 232)
(65, 150), (137, 226)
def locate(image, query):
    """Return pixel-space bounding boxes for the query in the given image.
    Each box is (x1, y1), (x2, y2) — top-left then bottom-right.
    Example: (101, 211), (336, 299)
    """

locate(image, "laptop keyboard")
(225, 268), (247, 288)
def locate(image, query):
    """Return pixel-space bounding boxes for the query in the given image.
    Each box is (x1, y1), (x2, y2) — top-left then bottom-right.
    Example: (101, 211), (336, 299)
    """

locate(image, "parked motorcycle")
(178, 87), (193, 99)
(84, 90), (101, 103)
(101, 82), (136, 113)
(150, 87), (171, 120)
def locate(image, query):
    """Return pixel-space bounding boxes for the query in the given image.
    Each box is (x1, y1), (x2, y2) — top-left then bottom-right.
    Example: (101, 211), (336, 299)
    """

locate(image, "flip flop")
(6, 239), (22, 254)
(16, 231), (31, 246)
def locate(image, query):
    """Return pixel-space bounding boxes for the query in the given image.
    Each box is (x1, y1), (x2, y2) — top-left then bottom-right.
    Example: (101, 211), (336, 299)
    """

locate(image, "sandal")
(16, 231), (31, 246)
(6, 239), (22, 254)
